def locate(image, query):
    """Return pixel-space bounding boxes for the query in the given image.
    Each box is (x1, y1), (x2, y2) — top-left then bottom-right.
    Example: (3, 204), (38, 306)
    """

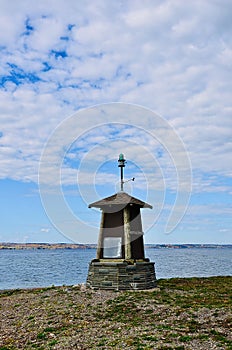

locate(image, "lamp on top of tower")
(118, 153), (126, 191)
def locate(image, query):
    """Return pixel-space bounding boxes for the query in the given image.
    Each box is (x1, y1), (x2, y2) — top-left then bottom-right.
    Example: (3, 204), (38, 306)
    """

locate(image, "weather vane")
(118, 153), (134, 191)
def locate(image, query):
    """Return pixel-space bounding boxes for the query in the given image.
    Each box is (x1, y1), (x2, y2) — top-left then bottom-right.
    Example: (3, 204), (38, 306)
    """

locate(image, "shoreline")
(0, 276), (231, 349)
(1, 274), (232, 294)
(1, 242), (231, 250)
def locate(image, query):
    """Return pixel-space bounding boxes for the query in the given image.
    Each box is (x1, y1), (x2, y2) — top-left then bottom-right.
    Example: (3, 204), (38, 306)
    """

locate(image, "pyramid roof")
(88, 191), (152, 209)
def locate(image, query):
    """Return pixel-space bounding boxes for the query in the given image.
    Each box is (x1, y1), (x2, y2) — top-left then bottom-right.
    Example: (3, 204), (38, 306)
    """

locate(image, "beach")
(0, 276), (231, 349)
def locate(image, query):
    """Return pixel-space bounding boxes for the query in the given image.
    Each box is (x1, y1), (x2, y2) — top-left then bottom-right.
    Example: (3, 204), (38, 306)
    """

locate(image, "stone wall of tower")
(86, 260), (157, 290)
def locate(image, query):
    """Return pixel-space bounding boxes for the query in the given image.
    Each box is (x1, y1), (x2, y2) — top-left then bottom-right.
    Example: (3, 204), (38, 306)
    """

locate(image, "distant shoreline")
(0, 242), (231, 250)
(0, 243), (96, 250)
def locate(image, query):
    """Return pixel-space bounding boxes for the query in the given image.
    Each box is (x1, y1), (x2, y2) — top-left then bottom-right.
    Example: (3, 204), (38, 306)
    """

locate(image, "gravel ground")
(0, 276), (231, 349)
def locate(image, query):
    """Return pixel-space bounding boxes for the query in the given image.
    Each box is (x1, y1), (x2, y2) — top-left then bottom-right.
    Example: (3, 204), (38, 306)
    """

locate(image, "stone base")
(86, 259), (157, 290)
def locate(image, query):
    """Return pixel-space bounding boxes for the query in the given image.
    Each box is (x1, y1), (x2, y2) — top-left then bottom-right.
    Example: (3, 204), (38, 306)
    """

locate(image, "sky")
(0, 0), (231, 244)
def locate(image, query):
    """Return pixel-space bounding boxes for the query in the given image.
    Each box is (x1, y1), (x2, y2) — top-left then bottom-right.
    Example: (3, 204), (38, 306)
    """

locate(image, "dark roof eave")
(88, 203), (152, 209)
(88, 192), (152, 209)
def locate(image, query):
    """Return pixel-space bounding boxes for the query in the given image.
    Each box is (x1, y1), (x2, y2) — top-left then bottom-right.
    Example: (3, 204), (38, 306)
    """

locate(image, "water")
(0, 248), (231, 290)
(0, 249), (95, 290)
(147, 248), (232, 280)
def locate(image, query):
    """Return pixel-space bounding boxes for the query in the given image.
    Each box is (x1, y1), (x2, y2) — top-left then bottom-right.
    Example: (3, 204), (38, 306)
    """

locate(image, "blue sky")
(0, 0), (231, 244)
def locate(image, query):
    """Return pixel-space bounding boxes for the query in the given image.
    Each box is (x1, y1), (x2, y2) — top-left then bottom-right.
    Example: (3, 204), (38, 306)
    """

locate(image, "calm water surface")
(0, 248), (231, 290)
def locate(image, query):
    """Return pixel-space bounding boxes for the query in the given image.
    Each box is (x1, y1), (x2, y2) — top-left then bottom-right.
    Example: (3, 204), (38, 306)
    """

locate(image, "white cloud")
(0, 0), (231, 198)
(40, 228), (50, 233)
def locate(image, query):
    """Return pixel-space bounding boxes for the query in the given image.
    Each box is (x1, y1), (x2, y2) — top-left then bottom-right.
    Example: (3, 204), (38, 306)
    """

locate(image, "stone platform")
(86, 259), (157, 290)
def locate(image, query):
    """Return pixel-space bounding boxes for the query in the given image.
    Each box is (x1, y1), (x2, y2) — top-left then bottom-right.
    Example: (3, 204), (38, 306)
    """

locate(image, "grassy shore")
(0, 276), (231, 350)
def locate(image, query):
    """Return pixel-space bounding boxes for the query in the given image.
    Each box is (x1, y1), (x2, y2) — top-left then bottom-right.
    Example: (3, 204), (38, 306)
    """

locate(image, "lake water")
(0, 248), (231, 290)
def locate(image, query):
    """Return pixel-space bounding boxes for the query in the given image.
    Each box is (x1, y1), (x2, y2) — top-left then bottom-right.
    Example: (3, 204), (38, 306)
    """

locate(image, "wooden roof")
(88, 191), (152, 209)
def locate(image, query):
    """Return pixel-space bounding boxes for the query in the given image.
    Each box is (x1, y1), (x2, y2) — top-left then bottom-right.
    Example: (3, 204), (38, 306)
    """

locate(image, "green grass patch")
(178, 335), (193, 342)
(37, 332), (47, 340)
(155, 276), (232, 309)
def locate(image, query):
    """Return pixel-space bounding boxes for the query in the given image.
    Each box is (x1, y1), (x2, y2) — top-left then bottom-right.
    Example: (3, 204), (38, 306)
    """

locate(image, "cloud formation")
(0, 0), (231, 197)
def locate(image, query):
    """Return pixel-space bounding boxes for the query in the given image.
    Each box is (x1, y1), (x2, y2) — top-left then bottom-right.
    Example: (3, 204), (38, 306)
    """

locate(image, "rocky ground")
(0, 276), (231, 349)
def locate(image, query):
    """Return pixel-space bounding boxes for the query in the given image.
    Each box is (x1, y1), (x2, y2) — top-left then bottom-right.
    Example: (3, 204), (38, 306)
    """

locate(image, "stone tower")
(86, 154), (156, 290)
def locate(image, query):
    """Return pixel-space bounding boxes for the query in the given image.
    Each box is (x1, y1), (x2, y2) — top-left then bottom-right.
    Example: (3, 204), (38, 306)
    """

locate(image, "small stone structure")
(86, 154), (156, 290)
